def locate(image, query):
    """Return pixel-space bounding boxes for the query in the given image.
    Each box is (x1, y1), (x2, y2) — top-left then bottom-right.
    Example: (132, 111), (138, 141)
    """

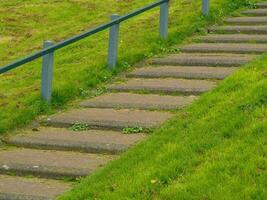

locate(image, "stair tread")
(129, 66), (237, 79)
(181, 43), (267, 54)
(242, 8), (267, 16)
(256, 2), (267, 8)
(108, 78), (217, 95)
(225, 16), (267, 24)
(81, 92), (196, 110)
(7, 128), (146, 154)
(44, 108), (172, 130)
(0, 175), (70, 200)
(209, 25), (267, 34)
(0, 149), (115, 179)
(150, 53), (254, 67)
(197, 34), (267, 43)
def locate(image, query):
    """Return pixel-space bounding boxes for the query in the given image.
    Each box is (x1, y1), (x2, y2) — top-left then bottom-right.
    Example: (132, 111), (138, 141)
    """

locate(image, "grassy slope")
(0, 0), (265, 199)
(58, 53), (267, 200)
(0, 0), (260, 133)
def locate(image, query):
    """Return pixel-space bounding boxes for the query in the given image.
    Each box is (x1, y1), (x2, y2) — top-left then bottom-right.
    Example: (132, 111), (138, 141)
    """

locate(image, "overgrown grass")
(0, 0), (261, 133)
(58, 53), (267, 200)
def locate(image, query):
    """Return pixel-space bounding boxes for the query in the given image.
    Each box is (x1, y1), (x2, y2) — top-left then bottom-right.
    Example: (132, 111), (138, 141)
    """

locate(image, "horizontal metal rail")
(0, 0), (210, 102)
(0, 0), (168, 74)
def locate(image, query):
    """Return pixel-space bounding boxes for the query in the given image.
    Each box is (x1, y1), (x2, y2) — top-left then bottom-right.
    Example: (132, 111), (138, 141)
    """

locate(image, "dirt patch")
(0, 36), (14, 44)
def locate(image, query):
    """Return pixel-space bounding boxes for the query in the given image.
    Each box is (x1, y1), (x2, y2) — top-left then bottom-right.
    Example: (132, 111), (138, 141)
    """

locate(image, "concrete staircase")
(1, 3), (267, 200)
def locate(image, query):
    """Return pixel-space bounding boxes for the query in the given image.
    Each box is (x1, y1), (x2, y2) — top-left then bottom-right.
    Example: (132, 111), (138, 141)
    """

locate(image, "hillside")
(0, 1), (266, 200)
(58, 50), (267, 200)
(0, 0), (260, 133)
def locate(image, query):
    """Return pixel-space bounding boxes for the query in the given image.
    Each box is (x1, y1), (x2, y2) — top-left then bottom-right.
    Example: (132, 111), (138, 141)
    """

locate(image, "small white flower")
(2, 165), (9, 170)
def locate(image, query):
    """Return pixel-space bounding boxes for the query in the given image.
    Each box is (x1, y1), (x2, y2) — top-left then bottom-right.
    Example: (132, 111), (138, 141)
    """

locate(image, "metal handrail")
(0, 0), (210, 102)
(0, 0), (168, 74)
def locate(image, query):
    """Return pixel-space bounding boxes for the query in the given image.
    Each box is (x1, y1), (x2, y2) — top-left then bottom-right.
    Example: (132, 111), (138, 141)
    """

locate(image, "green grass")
(0, 0), (266, 199)
(68, 122), (90, 132)
(0, 0), (262, 134)
(123, 126), (151, 134)
(58, 53), (267, 200)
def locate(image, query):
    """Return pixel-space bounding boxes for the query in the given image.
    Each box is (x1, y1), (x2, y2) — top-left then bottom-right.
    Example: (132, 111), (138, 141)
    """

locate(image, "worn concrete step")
(44, 108), (172, 130)
(242, 8), (267, 16)
(150, 53), (254, 67)
(256, 2), (267, 8)
(0, 175), (70, 200)
(181, 43), (267, 54)
(197, 34), (267, 43)
(7, 128), (146, 154)
(225, 16), (267, 25)
(108, 78), (216, 95)
(209, 25), (267, 34)
(81, 92), (196, 110)
(128, 66), (237, 79)
(0, 149), (114, 179)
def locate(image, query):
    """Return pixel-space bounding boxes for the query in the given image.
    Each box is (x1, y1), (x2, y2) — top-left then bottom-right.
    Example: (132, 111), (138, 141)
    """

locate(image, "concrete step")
(0, 175), (70, 200)
(197, 34), (267, 43)
(0, 149), (114, 179)
(80, 92), (196, 110)
(150, 53), (254, 67)
(256, 2), (267, 8)
(7, 128), (145, 154)
(242, 8), (267, 16)
(128, 66), (237, 79)
(209, 25), (267, 34)
(44, 108), (172, 130)
(181, 43), (267, 54)
(108, 78), (216, 95)
(225, 16), (267, 25)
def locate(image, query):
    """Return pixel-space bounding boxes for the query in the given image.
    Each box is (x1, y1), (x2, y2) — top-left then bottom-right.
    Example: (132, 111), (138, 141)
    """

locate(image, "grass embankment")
(0, 0), (261, 133)
(58, 53), (267, 200)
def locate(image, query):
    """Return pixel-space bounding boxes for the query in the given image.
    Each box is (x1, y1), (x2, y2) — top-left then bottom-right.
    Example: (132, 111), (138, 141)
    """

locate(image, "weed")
(123, 127), (145, 134)
(69, 123), (90, 132)
(123, 127), (152, 134)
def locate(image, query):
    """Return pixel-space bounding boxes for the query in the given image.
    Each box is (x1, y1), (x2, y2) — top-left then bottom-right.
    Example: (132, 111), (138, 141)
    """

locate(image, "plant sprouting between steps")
(69, 123), (90, 132)
(123, 126), (152, 134)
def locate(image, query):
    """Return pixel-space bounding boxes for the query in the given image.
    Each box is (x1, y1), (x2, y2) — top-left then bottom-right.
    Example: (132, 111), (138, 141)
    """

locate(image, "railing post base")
(160, 0), (169, 39)
(202, 0), (209, 16)
(108, 14), (120, 69)
(41, 41), (54, 103)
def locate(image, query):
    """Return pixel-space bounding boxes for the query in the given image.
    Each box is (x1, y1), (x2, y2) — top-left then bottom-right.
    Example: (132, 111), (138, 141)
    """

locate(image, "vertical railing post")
(108, 14), (120, 69)
(41, 40), (54, 103)
(202, 0), (210, 16)
(160, 0), (169, 39)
